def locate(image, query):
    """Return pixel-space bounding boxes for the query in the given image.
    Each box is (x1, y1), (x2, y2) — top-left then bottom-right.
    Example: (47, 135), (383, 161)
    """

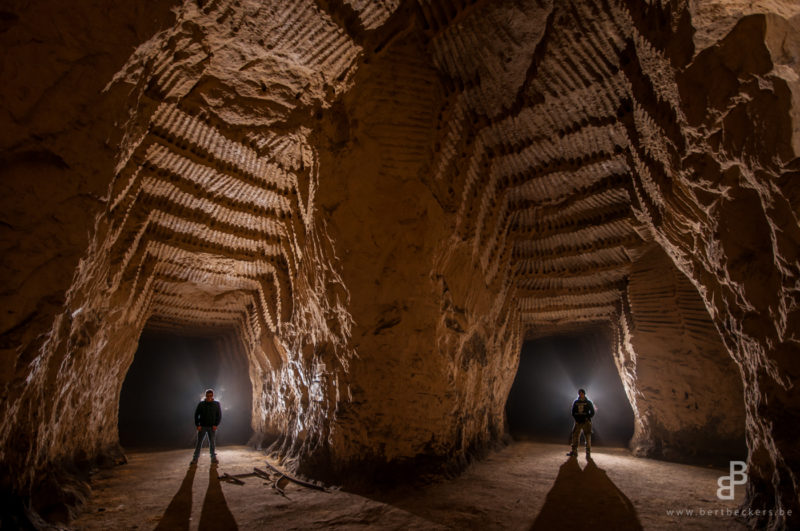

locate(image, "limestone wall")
(1, 1), (799, 528)
(621, 245), (746, 463)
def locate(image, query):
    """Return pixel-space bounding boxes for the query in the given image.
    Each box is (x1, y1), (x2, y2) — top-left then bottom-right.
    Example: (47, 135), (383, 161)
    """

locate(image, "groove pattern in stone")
(1, 0), (799, 528)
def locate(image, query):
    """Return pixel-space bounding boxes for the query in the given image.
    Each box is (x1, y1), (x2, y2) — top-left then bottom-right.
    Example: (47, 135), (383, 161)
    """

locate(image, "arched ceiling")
(98, 0), (672, 339)
(2, 1), (799, 527)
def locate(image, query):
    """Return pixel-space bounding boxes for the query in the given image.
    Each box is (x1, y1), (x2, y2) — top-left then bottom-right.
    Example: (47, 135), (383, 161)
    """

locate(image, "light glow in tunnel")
(118, 329), (253, 450)
(506, 332), (635, 447)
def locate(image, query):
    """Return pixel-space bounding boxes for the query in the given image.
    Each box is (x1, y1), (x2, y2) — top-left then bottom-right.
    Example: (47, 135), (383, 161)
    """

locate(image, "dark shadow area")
(507, 331), (634, 447)
(119, 329), (252, 450)
(0, 490), (37, 530)
(199, 464), (238, 530)
(154, 465), (196, 531)
(531, 456), (642, 530)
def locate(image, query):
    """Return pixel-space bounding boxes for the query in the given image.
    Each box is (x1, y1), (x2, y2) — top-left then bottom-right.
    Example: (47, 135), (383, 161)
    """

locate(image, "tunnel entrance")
(118, 329), (253, 450)
(506, 331), (634, 447)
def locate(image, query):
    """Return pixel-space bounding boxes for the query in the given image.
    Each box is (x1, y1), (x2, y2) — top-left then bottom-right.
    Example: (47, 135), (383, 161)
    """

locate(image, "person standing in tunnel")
(191, 388), (222, 465)
(567, 388), (595, 457)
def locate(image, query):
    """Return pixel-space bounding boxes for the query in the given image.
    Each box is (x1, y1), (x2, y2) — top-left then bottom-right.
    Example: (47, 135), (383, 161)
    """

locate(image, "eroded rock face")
(1, 0), (799, 528)
(617, 244), (746, 464)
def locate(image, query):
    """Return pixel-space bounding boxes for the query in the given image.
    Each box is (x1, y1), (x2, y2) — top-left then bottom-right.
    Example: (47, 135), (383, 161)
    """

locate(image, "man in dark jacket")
(567, 388), (595, 457)
(191, 388), (222, 465)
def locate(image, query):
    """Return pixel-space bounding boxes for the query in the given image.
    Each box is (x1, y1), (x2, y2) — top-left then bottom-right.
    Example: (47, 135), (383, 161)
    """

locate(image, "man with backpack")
(567, 388), (595, 457)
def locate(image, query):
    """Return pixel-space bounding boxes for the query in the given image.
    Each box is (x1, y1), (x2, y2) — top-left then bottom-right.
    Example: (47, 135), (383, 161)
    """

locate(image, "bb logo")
(717, 461), (747, 500)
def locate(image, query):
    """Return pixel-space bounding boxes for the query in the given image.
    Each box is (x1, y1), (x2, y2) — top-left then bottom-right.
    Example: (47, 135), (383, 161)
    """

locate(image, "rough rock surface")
(1, 0), (799, 529)
(618, 244), (746, 463)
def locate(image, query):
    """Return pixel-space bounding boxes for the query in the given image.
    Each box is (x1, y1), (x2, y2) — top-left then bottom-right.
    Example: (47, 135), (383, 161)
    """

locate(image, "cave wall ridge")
(1, 0), (799, 528)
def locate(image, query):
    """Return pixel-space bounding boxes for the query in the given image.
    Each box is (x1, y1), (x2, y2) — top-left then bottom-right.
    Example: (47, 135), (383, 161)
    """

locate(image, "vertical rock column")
(310, 21), (523, 479)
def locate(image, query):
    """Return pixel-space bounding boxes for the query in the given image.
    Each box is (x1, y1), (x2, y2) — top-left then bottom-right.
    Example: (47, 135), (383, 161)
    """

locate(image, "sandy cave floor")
(70, 442), (747, 530)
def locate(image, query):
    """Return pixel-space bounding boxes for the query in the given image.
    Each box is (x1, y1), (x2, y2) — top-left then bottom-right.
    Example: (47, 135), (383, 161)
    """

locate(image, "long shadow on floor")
(199, 464), (238, 530)
(154, 464), (237, 530)
(154, 465), (196, 531)
(531, 456), (642, 530)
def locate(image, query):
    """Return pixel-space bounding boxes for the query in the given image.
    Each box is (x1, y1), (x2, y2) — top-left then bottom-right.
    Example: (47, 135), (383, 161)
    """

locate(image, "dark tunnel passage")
(506, 331), (635, 447)
(118, 329), (253, 450)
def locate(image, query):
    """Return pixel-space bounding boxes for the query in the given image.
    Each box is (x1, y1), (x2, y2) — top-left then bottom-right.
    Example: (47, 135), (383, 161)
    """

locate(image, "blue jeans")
(193, 427), (217, 459)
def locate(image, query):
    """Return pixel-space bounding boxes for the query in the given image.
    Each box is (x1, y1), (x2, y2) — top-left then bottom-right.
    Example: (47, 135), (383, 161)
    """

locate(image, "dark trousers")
(193, 427), (217, 458)
(571, 420), (592, 451)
